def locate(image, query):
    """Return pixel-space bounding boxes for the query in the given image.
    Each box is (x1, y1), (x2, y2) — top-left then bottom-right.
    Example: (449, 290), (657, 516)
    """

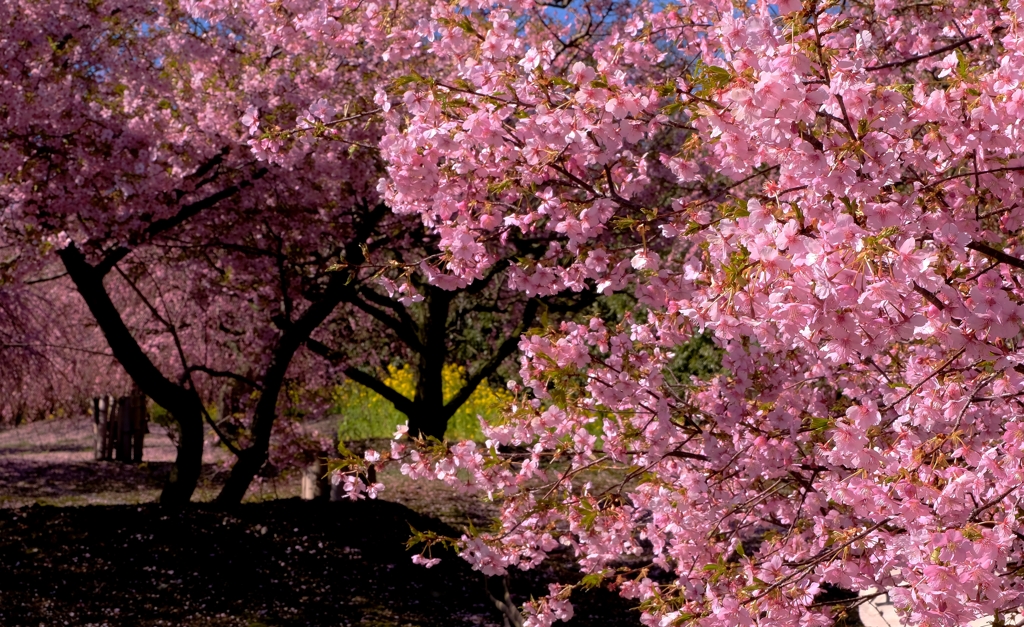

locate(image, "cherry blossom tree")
(306, 224), (610, 440)
(2, 0), (593, 507)
(238, 0), (1024, 625)
(0, 276), (124, 426)
(0, 0), (392, 504)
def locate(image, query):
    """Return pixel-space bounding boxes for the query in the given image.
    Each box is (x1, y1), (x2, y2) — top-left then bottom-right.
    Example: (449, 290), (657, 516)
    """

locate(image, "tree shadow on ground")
(0, 498), (641, 627)
(0, 460), (224, 499)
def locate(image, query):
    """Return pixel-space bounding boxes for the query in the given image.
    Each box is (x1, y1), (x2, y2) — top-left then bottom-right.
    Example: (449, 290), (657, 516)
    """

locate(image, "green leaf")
(656, 80), (677, 97)
(662, 101), (687, 116)
(703, 66), (732, 89)
(962, 525), (983, 541)
(392, 73), (425, 88)
(809, 417), (833, 432)
(956, 49), (969, 77)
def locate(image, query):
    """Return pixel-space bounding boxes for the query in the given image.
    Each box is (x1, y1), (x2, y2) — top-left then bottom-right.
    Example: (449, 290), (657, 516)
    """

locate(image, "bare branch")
(968, 241), (1024, 271)
(185, 365), (263, 391)
(866, 32), (989, 71)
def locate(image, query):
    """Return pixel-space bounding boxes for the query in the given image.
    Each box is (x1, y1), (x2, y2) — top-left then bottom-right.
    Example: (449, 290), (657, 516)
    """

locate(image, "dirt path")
(0, 417), (235, 507)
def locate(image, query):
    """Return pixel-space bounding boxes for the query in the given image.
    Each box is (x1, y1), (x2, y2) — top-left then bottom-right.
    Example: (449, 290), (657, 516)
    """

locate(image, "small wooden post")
(114, 396), (131, 462)
(130, 387), (148, 463)
(104, 395), (118, 460)
(92, 397), (105, 461)
(92, 389), (148, 464)
(301, 458), (328, 500)
(96, 396), (116, 461)
(329, 479), (344, 501)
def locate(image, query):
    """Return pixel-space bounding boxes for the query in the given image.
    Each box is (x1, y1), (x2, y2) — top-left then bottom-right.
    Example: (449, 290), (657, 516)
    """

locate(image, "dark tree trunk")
(410, 359), (447, 440)
(161, 409), (204, 505)
(408, 287), (453, 440)
(214, 325), (326, 506)
(53, 173), (269, 505)
(60, 244), (205, 506)
(213, 345), (294, 505)
(215, 204), (389, 506)
(130, 387), (148, 463)
(215, 446), (266, 506)
(115, 397), (131, 462)
(214, 271), (356, 506)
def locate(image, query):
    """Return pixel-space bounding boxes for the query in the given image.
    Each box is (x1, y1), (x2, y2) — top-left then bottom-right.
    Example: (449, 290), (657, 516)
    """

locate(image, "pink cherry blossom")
(154, 0), (1024, 624)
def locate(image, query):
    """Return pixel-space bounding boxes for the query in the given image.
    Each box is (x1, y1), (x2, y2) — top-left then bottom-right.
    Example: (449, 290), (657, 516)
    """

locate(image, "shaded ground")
(0, 421), (499, 527)
(0, 419), (641, 626)
(0, 417), (201, 464)
(0, 417), (233, 507)
(0, 499), (639, 627)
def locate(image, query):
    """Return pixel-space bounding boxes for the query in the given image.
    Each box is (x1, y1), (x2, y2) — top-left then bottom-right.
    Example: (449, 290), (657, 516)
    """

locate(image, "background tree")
(306, 227), (610, 440)
(0, 0), (392, 505)
(0, 277), (125, 426)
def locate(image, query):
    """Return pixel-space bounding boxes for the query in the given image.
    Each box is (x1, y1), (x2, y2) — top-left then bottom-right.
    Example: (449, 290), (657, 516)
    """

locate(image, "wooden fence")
(92, 388), (148, 463)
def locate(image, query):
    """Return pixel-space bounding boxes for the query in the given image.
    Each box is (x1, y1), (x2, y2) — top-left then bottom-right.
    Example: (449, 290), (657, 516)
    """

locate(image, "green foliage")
(666, 332), (724, 382)
(147, 400), (181, 447)
(334, 364), (511, 442)
(148, 401), (176, 429)
(332, 378), (404, 441)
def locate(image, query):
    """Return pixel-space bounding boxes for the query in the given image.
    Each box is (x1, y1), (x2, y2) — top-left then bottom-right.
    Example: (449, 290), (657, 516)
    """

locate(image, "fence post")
(105, 395), (118, 460)
(114, 396), (129, 462)
(93, 391), (148, 463)
(92, 397), (105, 461)
(301, 458), (328, 500)
(329, 434), (344, 501)
(131, 388), (148, 463)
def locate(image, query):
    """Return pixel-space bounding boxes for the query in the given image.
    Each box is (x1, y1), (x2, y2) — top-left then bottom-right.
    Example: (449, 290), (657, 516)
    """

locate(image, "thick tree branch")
(58, 244), (196, 413)
(913, 282), (945, 310)
(95, 166), (268, 276)
(60, 242), (206, 504)
(967, 241), (1024, 271)
(344, 367), (417, 417)
(112, 264), (237, 455)
(341, 286), (426, 352)
(216, 267), (358, 504)
(221, 202), (400, 503)
(443, 299), (540, 417)
(353, 285), (423, 348)
(181, 146), (230, 191)
(203, 408), (243, 457)
(304, 337), (417, 416)
(185, 365), (263, 391)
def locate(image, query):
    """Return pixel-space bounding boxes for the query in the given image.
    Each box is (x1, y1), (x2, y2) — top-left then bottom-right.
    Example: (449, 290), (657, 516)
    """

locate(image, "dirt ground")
(0, 419), (641, 627)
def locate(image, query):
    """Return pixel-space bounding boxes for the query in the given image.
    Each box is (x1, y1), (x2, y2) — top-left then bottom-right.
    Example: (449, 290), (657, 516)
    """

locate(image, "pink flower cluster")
(186, 0), (1024, 624)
